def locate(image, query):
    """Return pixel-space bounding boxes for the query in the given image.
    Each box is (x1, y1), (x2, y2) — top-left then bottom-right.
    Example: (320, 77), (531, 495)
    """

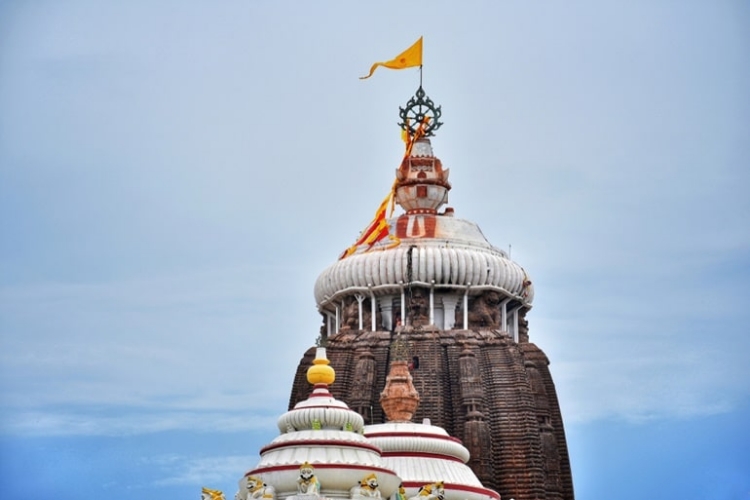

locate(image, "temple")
(232, 87), (574, 500)
(233, 347), (501, 500)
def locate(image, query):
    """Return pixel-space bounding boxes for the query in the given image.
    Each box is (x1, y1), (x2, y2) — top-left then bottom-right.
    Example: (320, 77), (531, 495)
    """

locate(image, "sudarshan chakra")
(399, 86), (443, 137)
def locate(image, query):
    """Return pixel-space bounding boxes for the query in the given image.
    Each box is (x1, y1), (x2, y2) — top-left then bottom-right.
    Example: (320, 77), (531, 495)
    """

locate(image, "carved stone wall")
(521, 343), (574, 500)
(289, 330), (575, 500)
(457, 346), (494, 485)
(350, 349), (377, 419)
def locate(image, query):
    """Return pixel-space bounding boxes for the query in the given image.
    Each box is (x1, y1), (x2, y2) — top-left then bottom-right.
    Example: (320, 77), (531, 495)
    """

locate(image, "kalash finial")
(380, 335), (420, 422)
(307, 347), (335, 386)
(398, 86), (443, 138)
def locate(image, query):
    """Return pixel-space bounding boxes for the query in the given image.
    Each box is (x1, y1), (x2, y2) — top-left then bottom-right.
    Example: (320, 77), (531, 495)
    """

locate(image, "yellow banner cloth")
(360, 37), (423, 79)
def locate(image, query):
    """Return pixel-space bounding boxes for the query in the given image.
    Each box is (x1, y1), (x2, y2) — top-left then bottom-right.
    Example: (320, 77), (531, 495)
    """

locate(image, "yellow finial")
(307, 347), (335, 385)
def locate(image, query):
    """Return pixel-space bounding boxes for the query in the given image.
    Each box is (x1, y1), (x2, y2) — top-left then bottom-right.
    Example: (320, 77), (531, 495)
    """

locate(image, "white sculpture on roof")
(409, 482), (445, 500)
(297, 462), (322, 496)
(351, 473), (383, 499)
(246, 476), (276, 500)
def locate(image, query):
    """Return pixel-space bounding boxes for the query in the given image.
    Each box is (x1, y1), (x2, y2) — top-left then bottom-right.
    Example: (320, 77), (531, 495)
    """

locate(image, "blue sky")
(1, 1), (749, 499)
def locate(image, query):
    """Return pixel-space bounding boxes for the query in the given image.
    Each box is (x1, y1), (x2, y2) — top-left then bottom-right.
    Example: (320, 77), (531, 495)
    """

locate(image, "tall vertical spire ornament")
(339, 85), (445, 259)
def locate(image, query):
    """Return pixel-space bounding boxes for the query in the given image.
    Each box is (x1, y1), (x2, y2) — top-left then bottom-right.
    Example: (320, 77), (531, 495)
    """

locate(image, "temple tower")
(289, 87), (574, 500)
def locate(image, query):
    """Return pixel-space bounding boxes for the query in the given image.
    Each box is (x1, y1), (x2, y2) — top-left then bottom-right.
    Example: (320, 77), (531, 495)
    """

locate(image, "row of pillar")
(323, 290), (522, 340)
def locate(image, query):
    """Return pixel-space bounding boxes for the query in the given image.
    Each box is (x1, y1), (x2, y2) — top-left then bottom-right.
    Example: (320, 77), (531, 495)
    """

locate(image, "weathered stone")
(289, 329), (574, 500)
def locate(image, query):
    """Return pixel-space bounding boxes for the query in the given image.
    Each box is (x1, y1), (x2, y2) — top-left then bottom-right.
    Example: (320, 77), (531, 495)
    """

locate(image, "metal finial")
(398, 86), (443, 137)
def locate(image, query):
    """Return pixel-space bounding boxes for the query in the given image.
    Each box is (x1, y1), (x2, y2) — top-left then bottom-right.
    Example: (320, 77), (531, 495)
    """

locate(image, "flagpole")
(419, 65), (423, 88)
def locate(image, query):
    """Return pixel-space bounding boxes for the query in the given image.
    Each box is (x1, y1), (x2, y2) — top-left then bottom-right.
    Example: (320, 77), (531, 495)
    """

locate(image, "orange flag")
(360, 37), (423, 79)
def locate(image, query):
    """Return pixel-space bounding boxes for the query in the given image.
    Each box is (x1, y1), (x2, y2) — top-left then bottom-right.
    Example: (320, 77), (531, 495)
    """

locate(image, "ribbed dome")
(366, 422), (471, 463)
(241, 347), (401, 500)
(276, 384), (363, 433)
(278, 348), (359, 433)
(365, 422), (499, 500)
(315, 216), (534, 307)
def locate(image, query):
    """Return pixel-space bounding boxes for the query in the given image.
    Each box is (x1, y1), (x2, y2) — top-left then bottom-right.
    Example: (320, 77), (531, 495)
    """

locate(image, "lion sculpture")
(350, 473), (382, 499)
(407, 288), (429, 327)
(245, 475), (276, 500)
(340, 296), (381, 331)
(297, 462), (321, 496)
(408, 481), (445, 500)
(341, 296), (360, 330)
(456, 291), (503, 329)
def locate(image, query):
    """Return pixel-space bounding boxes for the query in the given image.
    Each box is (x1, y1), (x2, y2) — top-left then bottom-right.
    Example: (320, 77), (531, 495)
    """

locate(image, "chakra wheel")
(398, 86), (443, 137)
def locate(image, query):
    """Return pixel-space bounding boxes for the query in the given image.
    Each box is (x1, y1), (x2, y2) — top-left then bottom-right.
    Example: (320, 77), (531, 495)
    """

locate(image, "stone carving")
(341, 296), (360, 330)
(456, 291), (502, 329)
(246, 476), (276, 500)
(350, 350), (377, 418)
(350, 473), (382, 499)
(408, 482), (444, 500)
(317, 317), (328, 345)
(297, 462), (321, 496)
(340, 296), (381, 331)
(521, 271), (532, 299)
(407, 288), (429, 327)
(289, 319), (576, 500)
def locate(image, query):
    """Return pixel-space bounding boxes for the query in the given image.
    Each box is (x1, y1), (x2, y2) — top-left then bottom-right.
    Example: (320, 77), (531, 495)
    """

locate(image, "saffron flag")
(360, 37), (423, 79)
(354, 194), (391, 247)
(340, 180), (400, 259)
(339, 117), (434, 260)
(340, 191), (393, 259)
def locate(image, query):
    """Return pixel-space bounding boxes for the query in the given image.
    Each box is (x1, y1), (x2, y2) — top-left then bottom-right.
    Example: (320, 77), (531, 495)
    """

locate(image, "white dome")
(365, 422), (500, 500)
(243, 383), (401, 500)
(316, 216), (533, 307)
(277, 385), (364, 433)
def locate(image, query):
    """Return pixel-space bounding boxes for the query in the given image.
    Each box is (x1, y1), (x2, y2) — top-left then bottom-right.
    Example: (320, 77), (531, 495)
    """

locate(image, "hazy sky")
(1, 2), (749, 499)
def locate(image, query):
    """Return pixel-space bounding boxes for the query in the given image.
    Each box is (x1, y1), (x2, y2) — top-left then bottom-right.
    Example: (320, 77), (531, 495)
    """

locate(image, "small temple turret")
(238, 348), (401, 500)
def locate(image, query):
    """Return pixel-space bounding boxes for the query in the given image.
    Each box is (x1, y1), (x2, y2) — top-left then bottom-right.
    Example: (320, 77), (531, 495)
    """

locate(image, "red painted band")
(260, 439), (381, 455)
(247, 463), (398, 476)
(380, 451), (464, 463)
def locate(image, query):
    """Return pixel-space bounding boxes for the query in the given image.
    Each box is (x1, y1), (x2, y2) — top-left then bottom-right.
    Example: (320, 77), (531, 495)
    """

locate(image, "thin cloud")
(149, 454), (256, 487)
(1, 409), (278, 437)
